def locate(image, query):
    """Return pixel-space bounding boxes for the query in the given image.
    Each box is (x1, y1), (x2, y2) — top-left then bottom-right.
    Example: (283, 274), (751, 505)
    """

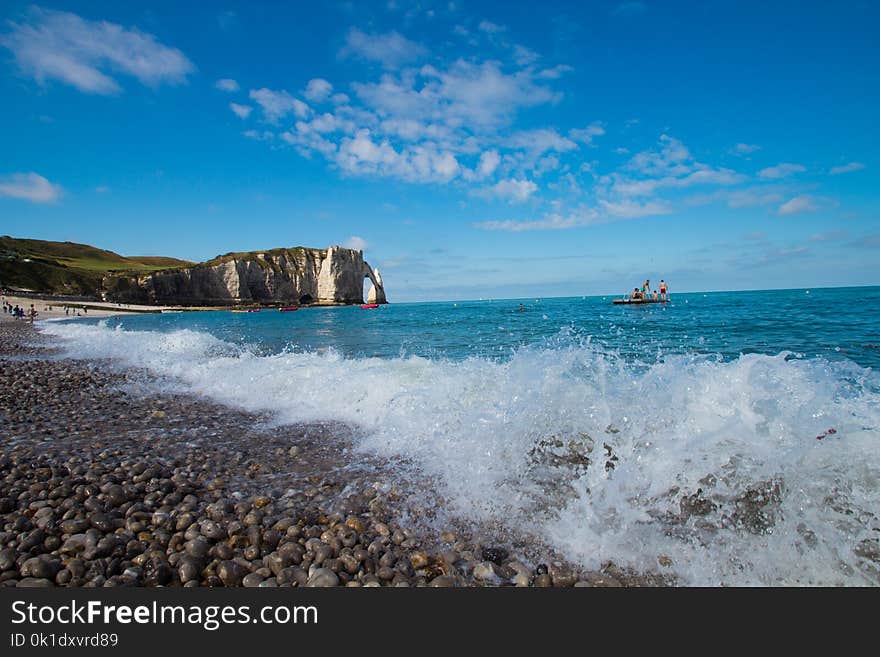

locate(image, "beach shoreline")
(0, 319), (648, 587)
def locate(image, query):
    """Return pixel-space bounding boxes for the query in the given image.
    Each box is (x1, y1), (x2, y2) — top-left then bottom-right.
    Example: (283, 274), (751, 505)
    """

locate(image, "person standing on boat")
(659, 279), (668, 300)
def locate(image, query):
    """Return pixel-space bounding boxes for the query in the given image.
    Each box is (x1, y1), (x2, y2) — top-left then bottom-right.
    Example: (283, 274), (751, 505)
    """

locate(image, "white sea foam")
(41, 321), (880, 585)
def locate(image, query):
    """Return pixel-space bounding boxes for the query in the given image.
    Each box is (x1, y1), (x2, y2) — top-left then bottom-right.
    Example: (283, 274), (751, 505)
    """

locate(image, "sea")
(40, 286), (880, 586)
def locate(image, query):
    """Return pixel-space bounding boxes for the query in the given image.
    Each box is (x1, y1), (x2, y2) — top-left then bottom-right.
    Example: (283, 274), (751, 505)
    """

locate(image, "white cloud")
(341, 28), (427, 69)
(613, 166), (744, 196)
(243, 129), (274, 142)
(506, 128), (578, 155)
(731, 142), (761, 155)
(829, 161), (865, 175)
(476, 207), (600, 232)
(778, 194), (820, 215)
(95, 185), (109, 193)
(0, 7), (194, 95)
(627, 134), (693, 177)
(512, 45), (539, 66)
(758, 162), (806, 179)
(343, 236), (369, 251)
(568, 122), (605, 144)
(536, 64), (574, 80)
(478, 20), (506, 34)
(347, 59), (562, 159)
(249, 88), (310, 123)
(304, 78), (333, 103)
(0, 172), (62, 203)
(610, 135), (746, 197)
(809, 230), (846, 242)
(480, 178), (538, 204)
(230, 102), (252, 119)
(686, 187), (784, 208)
(476, 196), (670, 232)
(215, 78), (239, 92)
(477, 150), (501, 177)
(334, 130), (461, 184)
(599, 199), (672, 218)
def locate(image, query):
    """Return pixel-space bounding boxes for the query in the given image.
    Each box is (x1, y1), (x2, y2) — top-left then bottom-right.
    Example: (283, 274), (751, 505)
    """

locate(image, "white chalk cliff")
(105, 246), (387, 306)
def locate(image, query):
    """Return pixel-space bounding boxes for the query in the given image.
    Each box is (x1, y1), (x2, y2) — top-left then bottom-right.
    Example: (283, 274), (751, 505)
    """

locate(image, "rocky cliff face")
(105, 246), (387, 306)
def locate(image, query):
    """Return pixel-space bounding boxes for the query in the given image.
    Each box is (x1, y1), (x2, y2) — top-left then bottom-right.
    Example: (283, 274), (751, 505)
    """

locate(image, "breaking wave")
(41, 320), (880, 585)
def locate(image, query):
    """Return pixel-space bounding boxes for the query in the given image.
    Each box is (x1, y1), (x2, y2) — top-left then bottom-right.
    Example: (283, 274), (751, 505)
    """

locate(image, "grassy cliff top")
(0, 236), (194, 295)
(0, 236), (193, 273)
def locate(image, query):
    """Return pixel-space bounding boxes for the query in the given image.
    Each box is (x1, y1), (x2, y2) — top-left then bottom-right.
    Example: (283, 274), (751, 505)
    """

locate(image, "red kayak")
(360, 303), (379, 309)
(279, 306), (299, 312)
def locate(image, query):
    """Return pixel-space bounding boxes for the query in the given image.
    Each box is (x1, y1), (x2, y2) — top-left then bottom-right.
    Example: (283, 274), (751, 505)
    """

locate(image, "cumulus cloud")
(334, 129), (462, 184)
(758, 163), (806, 179)
(341, 28), (427, 69)
(778, 194), (820, 215)
(477, 150), (501, 178)
(229, 102), (252, 119)
(569, 122), (605, 144)
(343, 236), (369, 251)
(829, 161), (865, 175)
(506, 128), (578, 155)
(0, 172), (62, 203)
(598, 199), (672, 218)
(480, 178), (538, 204)
(249, 88), (310, 123)
(731, 143), (761, 155)
(607, 135), (746, 198)
(0, 7), (194, 94)
(214, 78), (239, 92)
(304, 78), (333, 103)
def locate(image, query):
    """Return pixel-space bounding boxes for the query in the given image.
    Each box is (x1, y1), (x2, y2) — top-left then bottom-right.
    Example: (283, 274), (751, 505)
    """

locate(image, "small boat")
(612, 298), (669, 305)
(360, 303), (380, 309)
(279, 306), (299, 312)
(232, 308), (261, 313)
(247, 309), (261, 313)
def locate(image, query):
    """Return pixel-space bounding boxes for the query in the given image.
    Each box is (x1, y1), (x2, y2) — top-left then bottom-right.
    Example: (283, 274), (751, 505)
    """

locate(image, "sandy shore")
(0, 320), (652, 587)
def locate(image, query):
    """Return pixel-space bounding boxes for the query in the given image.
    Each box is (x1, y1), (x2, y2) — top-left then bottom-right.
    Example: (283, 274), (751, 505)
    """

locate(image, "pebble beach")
(0, 317), (644, 588)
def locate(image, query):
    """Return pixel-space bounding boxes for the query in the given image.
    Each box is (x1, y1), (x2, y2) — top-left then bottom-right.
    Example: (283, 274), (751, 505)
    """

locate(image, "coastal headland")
(1, 236), (387, 309)
(0, 317), (655, 587)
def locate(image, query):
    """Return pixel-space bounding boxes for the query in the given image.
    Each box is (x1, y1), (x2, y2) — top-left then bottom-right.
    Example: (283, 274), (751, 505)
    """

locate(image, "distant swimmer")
(519, 304), (525, 312)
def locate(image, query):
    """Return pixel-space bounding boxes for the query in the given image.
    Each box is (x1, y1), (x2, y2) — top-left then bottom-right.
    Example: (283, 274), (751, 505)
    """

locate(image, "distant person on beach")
(28, 304), (37, 322)
(659, 279), (668, 300)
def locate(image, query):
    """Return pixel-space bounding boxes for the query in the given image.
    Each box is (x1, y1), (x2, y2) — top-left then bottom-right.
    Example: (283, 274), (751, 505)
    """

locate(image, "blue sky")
(1, 1), (878, 301)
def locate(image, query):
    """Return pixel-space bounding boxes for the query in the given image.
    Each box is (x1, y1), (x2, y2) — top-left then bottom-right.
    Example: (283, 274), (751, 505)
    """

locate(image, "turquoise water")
(42, 286), (880, 585)
(74, 286), (880, 368)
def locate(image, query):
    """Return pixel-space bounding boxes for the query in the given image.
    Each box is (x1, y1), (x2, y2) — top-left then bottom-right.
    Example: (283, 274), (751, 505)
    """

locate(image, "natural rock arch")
(364, 265), (386, 304)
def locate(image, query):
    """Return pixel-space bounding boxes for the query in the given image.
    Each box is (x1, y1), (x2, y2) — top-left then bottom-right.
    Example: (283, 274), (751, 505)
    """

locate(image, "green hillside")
(0, 236), (193, 295)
